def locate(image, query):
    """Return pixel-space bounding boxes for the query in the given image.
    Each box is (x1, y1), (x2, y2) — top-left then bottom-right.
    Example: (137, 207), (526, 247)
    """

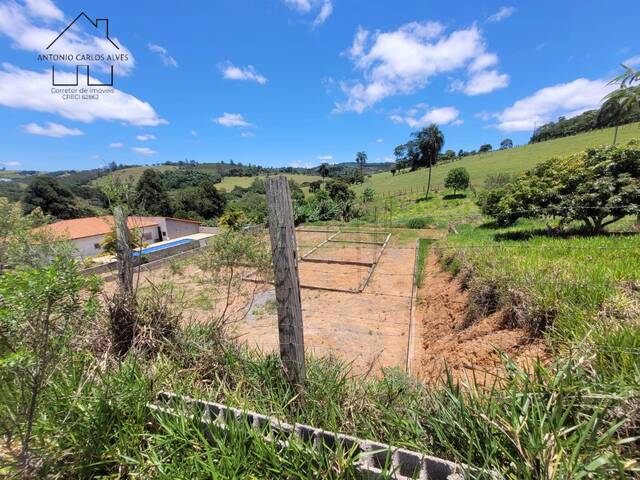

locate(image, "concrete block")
(149, 392), (493, 480)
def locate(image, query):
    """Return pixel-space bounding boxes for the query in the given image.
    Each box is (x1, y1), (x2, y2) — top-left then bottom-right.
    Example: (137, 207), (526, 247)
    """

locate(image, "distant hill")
(353, 121), (640, 198)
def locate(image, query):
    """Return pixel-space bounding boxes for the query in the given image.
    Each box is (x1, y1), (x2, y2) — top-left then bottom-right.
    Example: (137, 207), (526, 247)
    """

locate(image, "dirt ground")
(112, 228), (424, 375)
(237, 229), (417, 374)
(105, 227), (547, 381)
(413, 251), (548, 386)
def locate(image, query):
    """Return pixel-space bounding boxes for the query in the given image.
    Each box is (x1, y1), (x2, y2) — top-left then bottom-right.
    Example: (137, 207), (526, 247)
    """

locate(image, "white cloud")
(22, 121), (83, 137)
(0, 64), (166, 126)
(283, 0), (332, 26)
(2, 160), (20, 167)
(376, 138), (383, 143)
(240, 131), (255, 137)
(313, 1), (332, 27)
(452, 69), (510, 95)
(213, 112), (254, 128)
(219, 62), (267, 85)
(291, 160), (317, 169)
(136, 133), (156, 141)
(284, 0), (312, 12)
(147, 43), (178, 68)
(495, 78), (615, 132)
(390, 105), (460, 128)
(190, 130), (197, 136)
(24, 0), (63, 21)
(336, 22), (507, 112)
(132, 146), (157, 157)
(452, 119), (464, 126)
(0, 1), (135, 75)
(469, 52), (498, 72)
(109, 142), (123, 148)
(317, 155), (333, 160)
(624, 55), (640, 67)
(488, 6), (515, 22)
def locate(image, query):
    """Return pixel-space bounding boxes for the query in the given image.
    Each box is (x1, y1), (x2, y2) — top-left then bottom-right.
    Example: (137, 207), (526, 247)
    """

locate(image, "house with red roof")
(40, 215), (201, 257)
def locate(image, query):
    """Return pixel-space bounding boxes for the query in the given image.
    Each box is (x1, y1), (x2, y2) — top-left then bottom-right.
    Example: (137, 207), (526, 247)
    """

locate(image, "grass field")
(215, 173), (322, 192)
(354, 122), (640, 198)
(439, 219), (640, 383)
(97, 166), (321, 192)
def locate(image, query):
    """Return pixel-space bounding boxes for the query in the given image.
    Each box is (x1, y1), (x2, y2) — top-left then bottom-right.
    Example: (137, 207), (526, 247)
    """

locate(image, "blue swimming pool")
(132, 238), (193, 257)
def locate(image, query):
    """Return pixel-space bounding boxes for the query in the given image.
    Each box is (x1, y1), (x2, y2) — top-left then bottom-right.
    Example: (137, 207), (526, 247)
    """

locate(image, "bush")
(479, 142), (640, 231)
(361, 187), (375, 203)
(219, 209), (247, 230)
(405, 217), (430, 229)
(444, 167), (470, 194)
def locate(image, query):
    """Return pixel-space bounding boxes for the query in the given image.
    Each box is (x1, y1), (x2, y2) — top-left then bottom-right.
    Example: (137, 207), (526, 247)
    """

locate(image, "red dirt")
(414, 251), (548, 386)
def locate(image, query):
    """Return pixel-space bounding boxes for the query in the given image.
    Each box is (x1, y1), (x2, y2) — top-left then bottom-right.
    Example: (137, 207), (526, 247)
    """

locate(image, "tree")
(134, 169), (172, 216)
(173, 180), (226, 220)
(442, 149), (457, 161)
(318, 163), (330, 182)
(413, 124), (445, 197)
(326, 179), (355, 203)
(390, 166), (397, 176)
(479, 144), (493, 153)
(478, 142), (640, 231)
(444, 167), (470, 194)
(500, 139), (513, 149)
(23, 175), (81, 219)
(355, 151), (367, 174)
(602, 65), (640, 144)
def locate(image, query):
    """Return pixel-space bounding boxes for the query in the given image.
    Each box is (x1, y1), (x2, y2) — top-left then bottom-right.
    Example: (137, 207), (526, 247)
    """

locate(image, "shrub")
(361, 187), (375, 203)
(405, 217), (430, 229)
(444, 167), (470, 194)
(219, 209), (247, 231)
(479, 142), (640, 230)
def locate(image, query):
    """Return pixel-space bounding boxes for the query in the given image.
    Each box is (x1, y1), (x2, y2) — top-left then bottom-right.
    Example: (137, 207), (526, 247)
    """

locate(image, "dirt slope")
(414, 252), (547, 386)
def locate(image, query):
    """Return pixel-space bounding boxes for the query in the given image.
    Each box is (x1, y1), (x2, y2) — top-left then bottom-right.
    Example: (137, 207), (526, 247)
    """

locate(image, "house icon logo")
(45, 12), (124, 87)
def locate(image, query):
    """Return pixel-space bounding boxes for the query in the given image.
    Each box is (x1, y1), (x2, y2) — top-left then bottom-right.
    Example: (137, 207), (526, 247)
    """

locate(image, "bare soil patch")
(414, 251), (548, 386)
(105, 228), (424, 376)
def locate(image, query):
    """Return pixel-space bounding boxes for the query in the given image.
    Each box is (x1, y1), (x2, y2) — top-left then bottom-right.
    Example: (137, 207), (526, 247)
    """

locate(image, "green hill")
(354, 122), (640, 197)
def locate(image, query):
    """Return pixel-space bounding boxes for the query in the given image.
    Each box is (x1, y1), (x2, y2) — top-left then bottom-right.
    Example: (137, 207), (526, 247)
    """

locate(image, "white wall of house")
(71, 225), (161, 258)
(148, 217), (199, 241)
(165, 218), (199, 239)
(73, 234), (106, 257)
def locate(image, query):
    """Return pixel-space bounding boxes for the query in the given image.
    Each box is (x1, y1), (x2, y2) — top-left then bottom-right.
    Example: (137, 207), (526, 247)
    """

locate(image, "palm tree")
(355, 151), (367, 174)
(318, 163), (329, 184)
(602, 64), (640, 144)
(413, 124), (445, 198)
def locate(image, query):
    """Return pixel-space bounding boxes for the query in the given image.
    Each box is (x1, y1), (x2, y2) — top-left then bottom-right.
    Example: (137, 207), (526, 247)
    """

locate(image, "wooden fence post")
(114, 205), (133, 295)
(265, 176), (306, 385)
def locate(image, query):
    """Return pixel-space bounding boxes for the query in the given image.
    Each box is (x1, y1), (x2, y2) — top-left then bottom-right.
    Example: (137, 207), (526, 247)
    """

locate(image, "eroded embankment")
(414, 251), (548, 385)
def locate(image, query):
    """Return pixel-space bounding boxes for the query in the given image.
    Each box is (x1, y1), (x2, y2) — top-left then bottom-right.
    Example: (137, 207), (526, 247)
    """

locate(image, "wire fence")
(124, 191), (640, 378)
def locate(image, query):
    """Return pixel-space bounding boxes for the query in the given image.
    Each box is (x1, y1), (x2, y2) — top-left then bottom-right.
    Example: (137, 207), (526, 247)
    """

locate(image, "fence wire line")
(239, 338), (640, 355)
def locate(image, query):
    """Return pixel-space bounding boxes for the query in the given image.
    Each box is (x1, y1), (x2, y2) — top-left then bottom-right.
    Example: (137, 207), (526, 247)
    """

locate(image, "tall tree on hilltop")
(500, 138), (514, 149)
(413, 124), (445, 198)
(355, 151), (367, 174)
(602, 64), (640, 144)
(318, 163), (330, 183)
(134, 169), (172, 216)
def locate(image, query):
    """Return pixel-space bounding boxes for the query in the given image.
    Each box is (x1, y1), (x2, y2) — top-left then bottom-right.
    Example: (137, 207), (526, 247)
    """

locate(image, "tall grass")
(5, 344), (635, 478)
(438, 219), (640, 387)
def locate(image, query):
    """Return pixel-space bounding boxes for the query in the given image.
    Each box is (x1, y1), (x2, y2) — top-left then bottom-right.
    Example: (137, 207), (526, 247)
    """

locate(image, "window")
(142, 232), (152, 240)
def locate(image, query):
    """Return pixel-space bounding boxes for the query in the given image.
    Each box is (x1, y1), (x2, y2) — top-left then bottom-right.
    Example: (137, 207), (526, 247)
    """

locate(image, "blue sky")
(0, 0), (639, 171)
